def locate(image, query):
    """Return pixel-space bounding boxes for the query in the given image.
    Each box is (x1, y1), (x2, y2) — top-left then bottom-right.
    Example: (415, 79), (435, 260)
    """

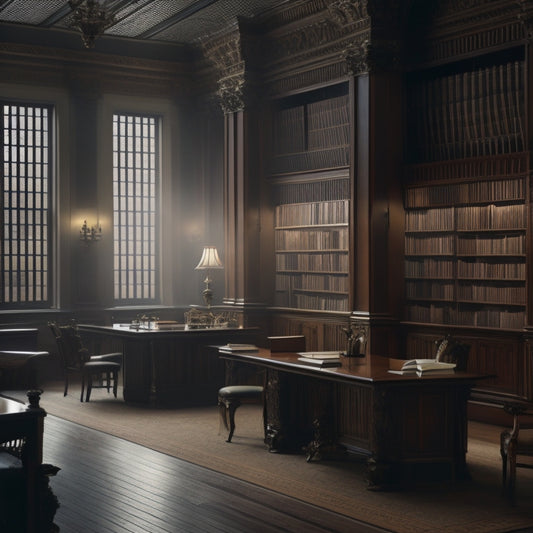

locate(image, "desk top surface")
(218, 348), (485, 384)
(79, 323), (256, 336)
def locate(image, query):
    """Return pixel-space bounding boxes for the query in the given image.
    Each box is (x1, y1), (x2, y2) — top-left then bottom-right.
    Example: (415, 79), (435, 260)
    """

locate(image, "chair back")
(49, 322), (89, 371)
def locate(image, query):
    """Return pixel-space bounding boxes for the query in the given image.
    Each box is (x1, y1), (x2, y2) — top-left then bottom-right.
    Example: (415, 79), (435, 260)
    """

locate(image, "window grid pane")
(1, 103), (51, 306)
(113, 113), (159, 302)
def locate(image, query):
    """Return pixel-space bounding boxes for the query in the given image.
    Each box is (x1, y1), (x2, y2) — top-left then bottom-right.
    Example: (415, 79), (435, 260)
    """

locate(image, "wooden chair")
(0, 390), (59, 532)
(218, 336), (306, 443)
(218, 385), (265, 442)
(500, 401), (533, 503)
(49, 321), (122, 402)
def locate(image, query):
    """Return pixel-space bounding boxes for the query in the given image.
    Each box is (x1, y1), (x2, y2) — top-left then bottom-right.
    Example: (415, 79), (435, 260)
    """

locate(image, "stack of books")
(388, 358), (456, 377)
(296, 351), (342, 367)
(219, 343), (259, 352)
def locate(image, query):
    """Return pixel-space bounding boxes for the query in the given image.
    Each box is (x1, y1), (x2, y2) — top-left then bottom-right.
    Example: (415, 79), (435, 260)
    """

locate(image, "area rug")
(6, 383), (533, 533)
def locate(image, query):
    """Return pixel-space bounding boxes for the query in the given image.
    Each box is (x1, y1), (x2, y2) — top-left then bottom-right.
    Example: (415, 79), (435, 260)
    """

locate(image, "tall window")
(113, 113), (160, 303)
(1, 103), (52, 307)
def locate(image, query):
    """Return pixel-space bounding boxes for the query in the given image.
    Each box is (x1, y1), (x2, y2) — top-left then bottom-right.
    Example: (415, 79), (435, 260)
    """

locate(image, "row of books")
(308, 124), (350, 151)
(405, 303), (525, 329)
(271, 94), (350, 157)
(456, 234), (525, 255)
(456, 204), (527, 230)
(404, 153), (528, 186)
(276, 252), (349, 272)
(406, 281), (455, 300)
(406, 204), (526, 232)
(275, 200), (349, 227)
(405, 255), (525, 277)
(406, 234), (454, 255)
(404, 178), (526, 209)
(270, 146), (349, 175)
(407, 61), (525, 162)
(406, 280), (526, 302)
(276, 273), (349, 292)
(405, 258), (454, 278)
(274, 178), (349, 206)
(275, 228), (348, 251)
(406, 208), (454, 231)
(457, 260), (525, 279)
(274, 292), (349, 312)
(456, 284), (526, 305)
(405, 232), (526, 256)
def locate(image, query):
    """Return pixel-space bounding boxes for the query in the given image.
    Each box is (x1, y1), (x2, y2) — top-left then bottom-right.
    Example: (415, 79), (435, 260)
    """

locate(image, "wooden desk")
(79, 324), (260, 406)
(0, 351), (49, 389)
(219, 349), (485, 489)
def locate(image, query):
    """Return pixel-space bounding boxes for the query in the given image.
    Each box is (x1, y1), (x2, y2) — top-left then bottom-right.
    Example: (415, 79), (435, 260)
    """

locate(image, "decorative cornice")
(202, 21), (260, 114)
(517, 0), (533, 41)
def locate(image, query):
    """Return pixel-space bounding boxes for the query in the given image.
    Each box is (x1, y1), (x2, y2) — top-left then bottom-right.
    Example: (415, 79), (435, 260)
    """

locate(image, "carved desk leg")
(264, 369), (284, 452)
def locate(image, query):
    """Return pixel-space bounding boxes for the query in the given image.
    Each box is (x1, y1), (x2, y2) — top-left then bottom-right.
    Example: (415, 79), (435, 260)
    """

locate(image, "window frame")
(1, 100), (55, 309)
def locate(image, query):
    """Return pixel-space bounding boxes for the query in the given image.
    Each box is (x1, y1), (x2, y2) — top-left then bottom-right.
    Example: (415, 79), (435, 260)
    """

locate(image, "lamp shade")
(195, 246), (223, 270)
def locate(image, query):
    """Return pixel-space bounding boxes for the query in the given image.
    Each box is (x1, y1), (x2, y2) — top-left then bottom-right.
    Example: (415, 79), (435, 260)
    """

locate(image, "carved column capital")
(343, 37), (401, 75)
(217, 74), (246, 114)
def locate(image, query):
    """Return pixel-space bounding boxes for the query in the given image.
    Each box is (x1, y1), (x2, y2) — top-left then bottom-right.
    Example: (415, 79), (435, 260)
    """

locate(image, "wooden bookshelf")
(403, 46), (527, 331)
(404, 172), (527, 329)
(268, 83), (351, 313)
(405, 54), (525, 163)
(274, 196), (349, 312)
(269, 84), (350, 175)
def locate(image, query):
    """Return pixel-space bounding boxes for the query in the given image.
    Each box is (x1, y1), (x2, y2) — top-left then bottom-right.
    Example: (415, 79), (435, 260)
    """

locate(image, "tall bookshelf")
(269, 83), (351, 312)
(404, 169), (527, 329)
(404, 49), (527, 330)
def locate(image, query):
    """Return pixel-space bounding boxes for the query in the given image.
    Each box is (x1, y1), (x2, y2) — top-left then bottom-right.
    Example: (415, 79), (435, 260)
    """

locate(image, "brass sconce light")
(80, 220), (102, 244)
(68, 0), (116, 49)
(195, 246), (223, 308)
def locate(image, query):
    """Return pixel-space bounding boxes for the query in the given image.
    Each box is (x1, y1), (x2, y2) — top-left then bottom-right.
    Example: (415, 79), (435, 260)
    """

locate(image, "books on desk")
(219, 343), (259, 352)
(297, 351), (342, 367)
(388, 358), (456, 376)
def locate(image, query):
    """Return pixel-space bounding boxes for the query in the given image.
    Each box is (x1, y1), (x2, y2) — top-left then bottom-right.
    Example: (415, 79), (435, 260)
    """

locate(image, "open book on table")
(388, 358), (456, 375)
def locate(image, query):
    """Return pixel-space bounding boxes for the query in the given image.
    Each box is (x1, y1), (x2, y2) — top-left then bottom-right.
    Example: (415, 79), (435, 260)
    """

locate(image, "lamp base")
(202, 287), (213, 308)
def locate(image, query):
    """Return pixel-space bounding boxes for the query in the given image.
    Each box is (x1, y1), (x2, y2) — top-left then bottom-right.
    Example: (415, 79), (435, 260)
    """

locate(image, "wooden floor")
(43, 415), (387, 533)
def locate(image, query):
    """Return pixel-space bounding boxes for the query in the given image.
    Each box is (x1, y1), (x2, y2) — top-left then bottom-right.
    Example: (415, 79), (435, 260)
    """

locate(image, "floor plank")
(43, 416), (386, 533)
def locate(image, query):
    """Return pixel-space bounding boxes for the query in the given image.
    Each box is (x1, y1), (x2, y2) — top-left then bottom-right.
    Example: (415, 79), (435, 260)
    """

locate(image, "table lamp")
(195, 246), (223, 308)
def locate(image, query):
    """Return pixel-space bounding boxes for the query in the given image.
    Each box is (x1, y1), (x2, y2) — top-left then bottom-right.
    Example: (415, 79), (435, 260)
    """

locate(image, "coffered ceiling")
(0, 0), (288, 46)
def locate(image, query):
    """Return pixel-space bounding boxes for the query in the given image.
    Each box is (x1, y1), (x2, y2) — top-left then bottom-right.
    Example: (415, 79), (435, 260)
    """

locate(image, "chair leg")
(509, 441), (517, 504)
(64, 372), (69, 397)
(500, 433), (508, 495)
(106, 372), (111, 393)
(85, 374), (92, 403)
(218, 399), (229, 433)
(112, 370), (118, 398)
(80, 373), (85, 402)
(226, 400), (241, 443)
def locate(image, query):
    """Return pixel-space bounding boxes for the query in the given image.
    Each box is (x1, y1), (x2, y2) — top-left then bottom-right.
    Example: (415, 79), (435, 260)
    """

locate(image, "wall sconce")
(80, 220), (102, 244)
(68, 0), (116, 49)
(195, 246), (223, 308)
